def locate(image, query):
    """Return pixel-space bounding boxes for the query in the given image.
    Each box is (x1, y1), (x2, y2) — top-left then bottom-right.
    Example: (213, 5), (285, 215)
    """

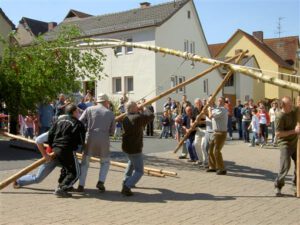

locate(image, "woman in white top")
(268, 101), (280, 144)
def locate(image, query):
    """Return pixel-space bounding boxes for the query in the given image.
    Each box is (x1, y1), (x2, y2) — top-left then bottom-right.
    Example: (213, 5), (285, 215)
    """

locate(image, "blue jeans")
(251, 132), (258, 146)
(79, 155), (110, 186)
(187, 137), (198, 161)
(160, 126), (169, 138)
(123, 153), (144, 188)
(17, 160), (59, 186)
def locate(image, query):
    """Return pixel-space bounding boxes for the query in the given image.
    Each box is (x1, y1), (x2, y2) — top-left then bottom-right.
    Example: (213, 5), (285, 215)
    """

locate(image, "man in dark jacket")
(48, 104), (85, 197)
(121, 100), (154, 196)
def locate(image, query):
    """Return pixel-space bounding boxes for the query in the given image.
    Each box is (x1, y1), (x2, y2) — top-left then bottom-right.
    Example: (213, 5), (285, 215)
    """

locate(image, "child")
(114, 121), (122, 140)
(257, 106), (270, 148)
(24, 112), (34, 139)
(160, 111), (170, 139)
(174, 115), (183, 142)
(248, 109), (259, 147)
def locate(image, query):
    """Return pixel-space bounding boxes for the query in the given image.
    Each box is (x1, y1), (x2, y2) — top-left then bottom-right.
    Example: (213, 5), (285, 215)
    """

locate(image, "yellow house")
(209, 29), (299, 103)
(0, 8), (15, 58)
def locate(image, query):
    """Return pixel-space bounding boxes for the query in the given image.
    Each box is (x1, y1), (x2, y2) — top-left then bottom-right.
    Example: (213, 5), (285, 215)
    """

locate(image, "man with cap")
(77, 93), (115, 192)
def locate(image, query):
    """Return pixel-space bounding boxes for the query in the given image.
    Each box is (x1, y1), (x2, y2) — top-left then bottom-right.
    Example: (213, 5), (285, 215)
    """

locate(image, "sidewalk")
(1, 140), (299, 225)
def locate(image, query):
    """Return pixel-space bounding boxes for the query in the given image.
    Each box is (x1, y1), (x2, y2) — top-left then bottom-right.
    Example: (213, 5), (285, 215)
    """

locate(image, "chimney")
(48, 22), (57, 31)
(253, 31), (264, 42)
(140, 2), (151, 8)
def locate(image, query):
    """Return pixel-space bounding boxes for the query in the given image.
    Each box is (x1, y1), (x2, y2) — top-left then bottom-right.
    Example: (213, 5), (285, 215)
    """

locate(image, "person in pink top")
(257, 106), (270, 147)
(24, 112), (34, 139)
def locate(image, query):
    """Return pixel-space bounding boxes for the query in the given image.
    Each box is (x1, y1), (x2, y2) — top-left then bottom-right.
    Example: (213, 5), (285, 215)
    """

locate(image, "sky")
(1, 0), (299, 44)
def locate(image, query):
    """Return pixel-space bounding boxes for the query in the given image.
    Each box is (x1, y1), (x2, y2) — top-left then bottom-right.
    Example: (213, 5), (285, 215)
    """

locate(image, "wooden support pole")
(115, 54), (241, 122)
(297, 96), (300, 197)
(173, 51), (248, 153)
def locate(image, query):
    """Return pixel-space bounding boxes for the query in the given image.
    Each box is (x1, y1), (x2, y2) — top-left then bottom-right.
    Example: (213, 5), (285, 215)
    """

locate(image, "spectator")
(241, 102), (251, 143)
(38, 102), (54, 134)
(257, 105), (270, 148)
(160, 111), (170, 139)
(225, 97), (233, 140)
(269, 101), (280, 145)
(234, 99), (243, 140)
(248, 108), (259, 147)
(24, 112), (34, 139)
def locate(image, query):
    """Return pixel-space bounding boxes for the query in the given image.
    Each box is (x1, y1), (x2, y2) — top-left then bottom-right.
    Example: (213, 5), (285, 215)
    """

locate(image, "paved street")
(1, 134), (300, 225)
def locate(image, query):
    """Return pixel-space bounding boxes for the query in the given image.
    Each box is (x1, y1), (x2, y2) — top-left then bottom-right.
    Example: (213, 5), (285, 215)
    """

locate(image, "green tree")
(0, 25), (106, 133)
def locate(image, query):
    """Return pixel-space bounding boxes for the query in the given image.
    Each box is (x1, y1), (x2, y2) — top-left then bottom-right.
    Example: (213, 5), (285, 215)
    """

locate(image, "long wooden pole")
(75, 39), (300, 93)
(297, 96), (300, 197)
(76, 154), (165, 178)
(115, 54), (240, 122)
(173, 51), (248, 153)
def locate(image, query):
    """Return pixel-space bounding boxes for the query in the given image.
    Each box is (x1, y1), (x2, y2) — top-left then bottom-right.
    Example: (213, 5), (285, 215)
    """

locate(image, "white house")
(46, 0), (222, 113)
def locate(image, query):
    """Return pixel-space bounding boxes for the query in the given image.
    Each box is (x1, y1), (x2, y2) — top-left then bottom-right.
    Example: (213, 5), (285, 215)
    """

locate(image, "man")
(182, 106), (198, 162)
(77, 93), (115, 192)
(207, 97), (228, 175)
(193, 98), (207, 167)
(38, 102), (54, 134)
(48, 104), (85, 197)
(54, 94), (69, 120)
(163, 97), (172, 111)
(225, 97), (233, 140)
(180, 94), (192, 115)
(274, 96), (300, 197)
(234, 99), (243, 140)
(121, 100), (154, 196)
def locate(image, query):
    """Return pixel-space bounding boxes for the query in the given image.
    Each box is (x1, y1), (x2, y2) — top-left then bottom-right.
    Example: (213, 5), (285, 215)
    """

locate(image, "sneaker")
(275, 188), (283, 197)
(13, 181), (21, 189)
(187, 159), (196, 163)
(216, 170), (227, 175)
(75, 185), (85, 193)
(260, 143), (265, 148)
(54, 188), (72, 198)
(178, 155), (187, 159)
(121, 185), (133, 196)
(65, 186), (75, 192)
(96, 181), (106, 192)
(206, 168), (217, 172)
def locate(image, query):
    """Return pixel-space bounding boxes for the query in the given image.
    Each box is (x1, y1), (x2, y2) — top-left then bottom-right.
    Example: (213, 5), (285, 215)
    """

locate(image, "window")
(178, 76), (186, 93)
(203, 79), (208, 94)
(187, 10), (191, 19)
(171, 76), (178, 93)
(125, 38), (133, 54)
(113, 77), (122, 93)
(225, 75), (234, 87)
(279, 73), (284, 80)
(114, 46), (122, 55)
(190, 41), (195, 54)
(125, 76), (134, 92)
(184, 40), (189, 52)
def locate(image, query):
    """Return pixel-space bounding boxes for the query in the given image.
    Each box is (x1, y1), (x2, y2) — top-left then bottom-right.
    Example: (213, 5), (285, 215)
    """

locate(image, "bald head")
(281, 96), (293, 113)
(185, 106), (193, 117)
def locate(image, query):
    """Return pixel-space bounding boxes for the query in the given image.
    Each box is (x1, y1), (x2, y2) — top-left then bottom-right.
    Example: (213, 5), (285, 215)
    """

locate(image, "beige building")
(209, 29), (300, 104)
(0, 8), (15, 58)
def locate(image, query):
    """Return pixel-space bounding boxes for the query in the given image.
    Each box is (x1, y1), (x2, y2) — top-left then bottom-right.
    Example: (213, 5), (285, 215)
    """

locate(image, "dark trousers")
(237, 118), (243, 139)
(274, 147), (297, 189)
(53, 147), (80, 191)
(146, 121), (154, 136)
(242, 121), (250, 142)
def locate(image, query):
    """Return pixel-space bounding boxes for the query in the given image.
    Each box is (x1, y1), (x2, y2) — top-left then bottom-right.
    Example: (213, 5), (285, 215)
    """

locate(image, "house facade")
(0, 8), (15, 57)
(46, 0), (221, 113)
(209, 30), (300, 104)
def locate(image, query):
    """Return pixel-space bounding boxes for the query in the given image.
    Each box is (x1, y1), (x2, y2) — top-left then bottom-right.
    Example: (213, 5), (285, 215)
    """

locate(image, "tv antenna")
(275, 17), (285, 38)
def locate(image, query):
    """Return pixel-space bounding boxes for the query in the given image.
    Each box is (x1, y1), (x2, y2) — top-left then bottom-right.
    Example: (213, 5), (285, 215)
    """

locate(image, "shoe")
(96, 181), (106, 192)
(204, 165), (209, 169)
(75, 185), (84, 192)
(122, 181), (136, 188)
(13, 181), (21, 189)
(260, 144), (265, 148)
(275, 188), (283, 197)
(187, 159), (196, 163)
(121, 185), (133, 196)
(65, 186), (75, 192)
(206, 168), (217, 172)
(178, 155), (187, 159)
(216, 170), (227, 175)
(54, 188), (72, 198)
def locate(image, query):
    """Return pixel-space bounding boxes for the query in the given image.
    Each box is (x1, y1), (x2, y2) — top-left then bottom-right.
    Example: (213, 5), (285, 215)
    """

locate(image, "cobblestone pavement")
(1, 139), (300, 225)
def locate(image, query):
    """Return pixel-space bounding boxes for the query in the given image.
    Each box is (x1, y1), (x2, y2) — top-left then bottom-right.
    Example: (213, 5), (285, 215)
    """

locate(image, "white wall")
(155, 0), (222, 113)
(95, 28), (156, 104)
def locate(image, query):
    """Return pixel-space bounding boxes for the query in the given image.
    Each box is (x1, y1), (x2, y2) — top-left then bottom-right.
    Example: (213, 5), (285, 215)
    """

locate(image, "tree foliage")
(0, 25), (106, 115)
